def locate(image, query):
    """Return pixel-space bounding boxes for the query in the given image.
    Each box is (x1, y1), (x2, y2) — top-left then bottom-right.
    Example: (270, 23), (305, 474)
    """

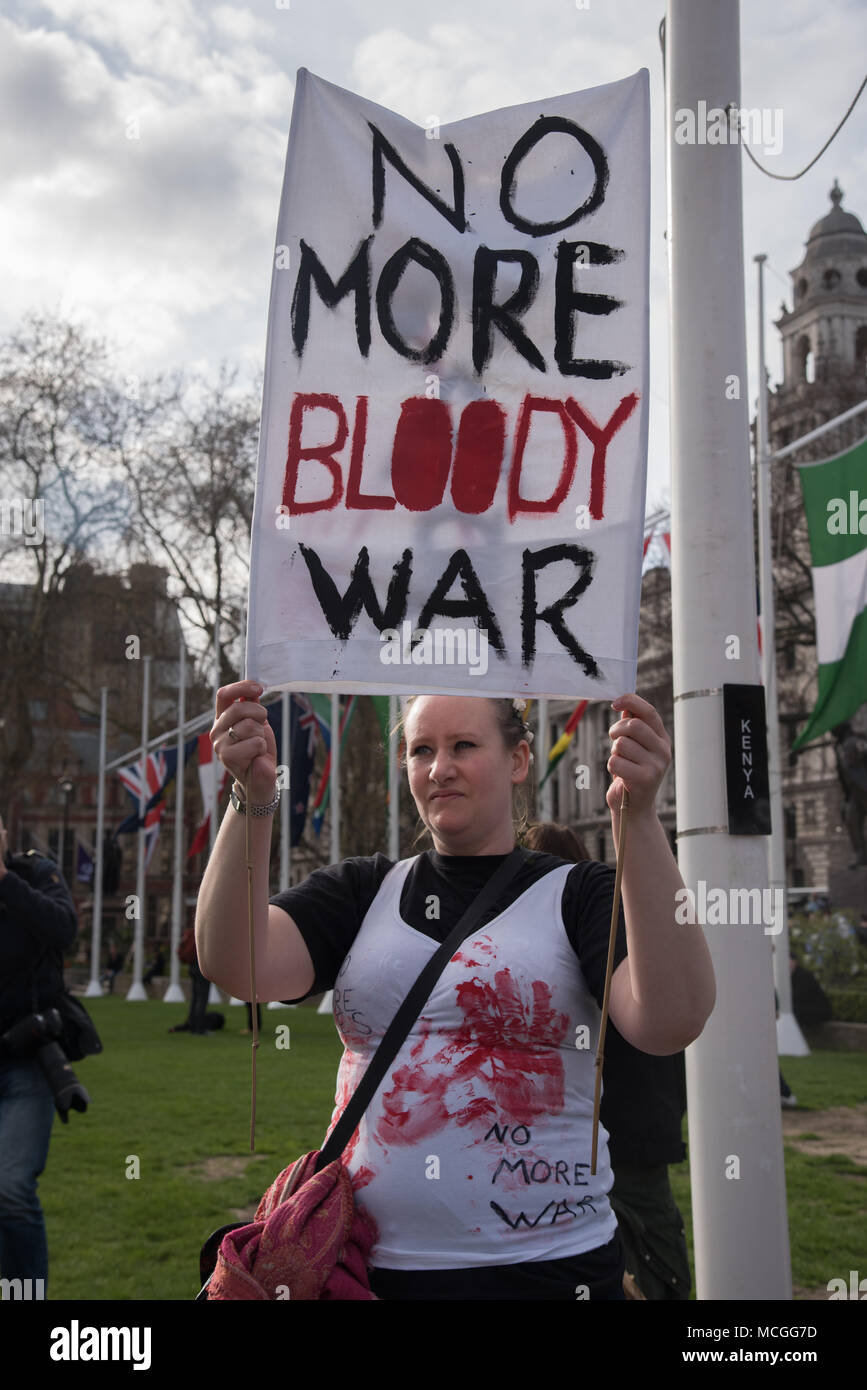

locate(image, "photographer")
(0, 812), (78, 1290)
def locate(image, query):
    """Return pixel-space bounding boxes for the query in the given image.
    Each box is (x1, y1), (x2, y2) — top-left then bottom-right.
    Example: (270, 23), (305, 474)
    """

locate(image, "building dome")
(805, 180), (867, 252)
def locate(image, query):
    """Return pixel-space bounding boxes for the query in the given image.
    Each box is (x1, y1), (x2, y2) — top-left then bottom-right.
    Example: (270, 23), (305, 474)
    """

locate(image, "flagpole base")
(316, 990), (334, 1015)
(267, 1001), (296, 1009)
(777, 1011), (810, 1057)
(126, 982), (148, 1001)
(228, 996), (245, 1006)
(162, 983), (185, 1003)
(84, 979), (104, 998)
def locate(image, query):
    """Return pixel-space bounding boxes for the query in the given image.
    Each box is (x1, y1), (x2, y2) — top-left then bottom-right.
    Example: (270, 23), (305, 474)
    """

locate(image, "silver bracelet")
(230, 783), (280, 817)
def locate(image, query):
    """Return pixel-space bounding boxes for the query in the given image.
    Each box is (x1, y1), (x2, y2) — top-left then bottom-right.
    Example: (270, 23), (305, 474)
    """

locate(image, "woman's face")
(403, 696), (529, 854)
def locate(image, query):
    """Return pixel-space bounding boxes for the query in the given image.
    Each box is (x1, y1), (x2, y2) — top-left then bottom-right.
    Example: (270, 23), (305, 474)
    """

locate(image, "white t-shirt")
(322, 856), (619, 1270)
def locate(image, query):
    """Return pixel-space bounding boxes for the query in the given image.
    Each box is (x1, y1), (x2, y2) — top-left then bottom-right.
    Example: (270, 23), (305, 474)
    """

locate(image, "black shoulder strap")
(315, 847), (529, 1172)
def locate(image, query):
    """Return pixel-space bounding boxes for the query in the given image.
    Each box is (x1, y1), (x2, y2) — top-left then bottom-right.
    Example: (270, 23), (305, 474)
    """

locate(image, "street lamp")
(57, 777), (74, 878)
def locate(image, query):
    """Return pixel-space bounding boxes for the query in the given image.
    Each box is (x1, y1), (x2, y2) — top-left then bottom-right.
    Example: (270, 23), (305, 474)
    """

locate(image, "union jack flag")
(294, 693), (324, 758)
(116, 751), (170, 868)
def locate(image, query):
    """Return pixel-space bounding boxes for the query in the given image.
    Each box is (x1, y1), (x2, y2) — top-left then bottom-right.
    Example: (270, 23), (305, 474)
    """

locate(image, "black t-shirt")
(270, 848), (630, 1299)
(271, 848), (628, 1009)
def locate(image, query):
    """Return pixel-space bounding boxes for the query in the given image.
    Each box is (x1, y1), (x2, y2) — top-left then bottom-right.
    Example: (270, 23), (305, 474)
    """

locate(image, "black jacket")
(0, 852), (78, 1038)
(600, 1021), (687, 1168)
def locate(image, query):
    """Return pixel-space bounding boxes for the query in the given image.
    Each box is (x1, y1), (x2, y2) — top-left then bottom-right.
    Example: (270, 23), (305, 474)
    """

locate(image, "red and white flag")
(188, 735), (230, 858)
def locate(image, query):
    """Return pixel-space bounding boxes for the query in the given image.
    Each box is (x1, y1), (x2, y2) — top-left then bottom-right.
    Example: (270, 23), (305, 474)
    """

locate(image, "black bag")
(53, 990), (103, 1062)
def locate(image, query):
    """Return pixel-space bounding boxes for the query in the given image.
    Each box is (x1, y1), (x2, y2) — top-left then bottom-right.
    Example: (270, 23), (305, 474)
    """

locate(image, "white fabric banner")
(246, 68), (649, 698)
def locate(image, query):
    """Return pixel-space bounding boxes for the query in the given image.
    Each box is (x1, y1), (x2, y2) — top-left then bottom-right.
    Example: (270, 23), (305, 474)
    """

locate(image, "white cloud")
(0, 0), (863, 513)
(0, 6), (292, 370)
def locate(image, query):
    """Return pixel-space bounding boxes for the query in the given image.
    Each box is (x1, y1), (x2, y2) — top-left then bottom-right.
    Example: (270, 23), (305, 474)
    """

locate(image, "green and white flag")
(792, 434), (867, 749)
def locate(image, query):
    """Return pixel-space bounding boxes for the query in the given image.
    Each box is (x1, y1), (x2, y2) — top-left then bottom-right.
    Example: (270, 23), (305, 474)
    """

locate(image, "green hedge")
(828, 988), (867, 1024)
(788, 911), (867, 993)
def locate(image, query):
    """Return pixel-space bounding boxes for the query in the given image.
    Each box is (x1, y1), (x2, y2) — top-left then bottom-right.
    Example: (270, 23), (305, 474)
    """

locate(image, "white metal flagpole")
(127, 655), (150, 1001)
(666, 0), (791, 1298)
(269, 690), (295, 1010)
(85, 686), (108, 997)
(330, 691), (341, 864)
(164, 637), (187, 1003)
(755, 253), (807, 1058)
(318, 692), (341, 1014)
(280, 690), (291, 890)
(209, 619), (221, 859)
(206, 622), (224, 1006)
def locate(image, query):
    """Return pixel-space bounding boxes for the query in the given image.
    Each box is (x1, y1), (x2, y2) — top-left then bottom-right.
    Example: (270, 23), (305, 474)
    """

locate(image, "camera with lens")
(1, 1008), (91, 1123)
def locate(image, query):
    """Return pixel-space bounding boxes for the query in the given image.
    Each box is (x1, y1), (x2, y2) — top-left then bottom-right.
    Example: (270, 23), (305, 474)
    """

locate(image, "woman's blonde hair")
(393, 696), (535, 848)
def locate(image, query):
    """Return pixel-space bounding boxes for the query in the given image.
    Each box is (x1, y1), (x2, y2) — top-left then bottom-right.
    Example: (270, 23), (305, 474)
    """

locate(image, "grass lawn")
(40, 996), (344, 1301)
(31, 998), (867, 1300)
(669, 1050), (867, 1298)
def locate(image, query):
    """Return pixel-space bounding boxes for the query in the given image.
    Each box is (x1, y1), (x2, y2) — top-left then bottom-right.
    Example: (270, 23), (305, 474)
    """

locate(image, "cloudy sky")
(2, 0), (865, 509)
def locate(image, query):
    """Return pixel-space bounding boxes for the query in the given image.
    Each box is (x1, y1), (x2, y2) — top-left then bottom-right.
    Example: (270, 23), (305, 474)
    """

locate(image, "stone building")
(768, 182), (867, 894)
(1, 562), (203, 954)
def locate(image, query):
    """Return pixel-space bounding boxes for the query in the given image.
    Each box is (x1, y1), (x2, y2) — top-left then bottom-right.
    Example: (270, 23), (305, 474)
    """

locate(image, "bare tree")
(0, 313), (134, 778)
(120, 364), (260, 685)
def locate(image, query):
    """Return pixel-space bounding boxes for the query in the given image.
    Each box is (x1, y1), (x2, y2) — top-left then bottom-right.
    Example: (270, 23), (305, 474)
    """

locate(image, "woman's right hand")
(211, 680), (278, 802)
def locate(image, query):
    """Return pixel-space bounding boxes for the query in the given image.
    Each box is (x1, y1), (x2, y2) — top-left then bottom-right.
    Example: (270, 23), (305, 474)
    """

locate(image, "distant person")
(523, 821), (691, 1300)
(0, 813), (78, 1292)
(142, 946), (166, 986)
(100, 942), (125, 994)
(775, 987), (798, 1109)
(241, 1002), (262, 1035)
(790, 954), (832, 1029)
(174, 927), (211, 1036)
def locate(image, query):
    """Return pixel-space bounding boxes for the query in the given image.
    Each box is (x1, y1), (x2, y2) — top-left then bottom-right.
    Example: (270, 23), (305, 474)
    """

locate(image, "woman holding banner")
(196, 679), (714, 1301)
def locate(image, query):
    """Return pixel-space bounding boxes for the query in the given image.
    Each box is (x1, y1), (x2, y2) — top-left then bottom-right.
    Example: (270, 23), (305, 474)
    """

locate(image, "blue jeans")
(0, 1057), (56, 1283)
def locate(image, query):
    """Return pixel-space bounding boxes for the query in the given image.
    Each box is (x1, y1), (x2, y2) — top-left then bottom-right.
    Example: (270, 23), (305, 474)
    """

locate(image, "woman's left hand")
(606, 692), (672, 819)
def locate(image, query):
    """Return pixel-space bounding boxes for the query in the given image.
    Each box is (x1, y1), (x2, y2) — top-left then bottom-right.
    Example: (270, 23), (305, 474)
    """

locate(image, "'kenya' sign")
(246, 68), (649, 697)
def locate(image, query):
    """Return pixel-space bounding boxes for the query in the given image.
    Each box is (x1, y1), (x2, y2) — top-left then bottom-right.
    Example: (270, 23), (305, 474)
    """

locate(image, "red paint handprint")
(376, 968), (570, 1145)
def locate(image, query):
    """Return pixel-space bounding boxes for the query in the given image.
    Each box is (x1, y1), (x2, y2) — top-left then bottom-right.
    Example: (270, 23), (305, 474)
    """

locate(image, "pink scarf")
(207, 1151), (379, 1300)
